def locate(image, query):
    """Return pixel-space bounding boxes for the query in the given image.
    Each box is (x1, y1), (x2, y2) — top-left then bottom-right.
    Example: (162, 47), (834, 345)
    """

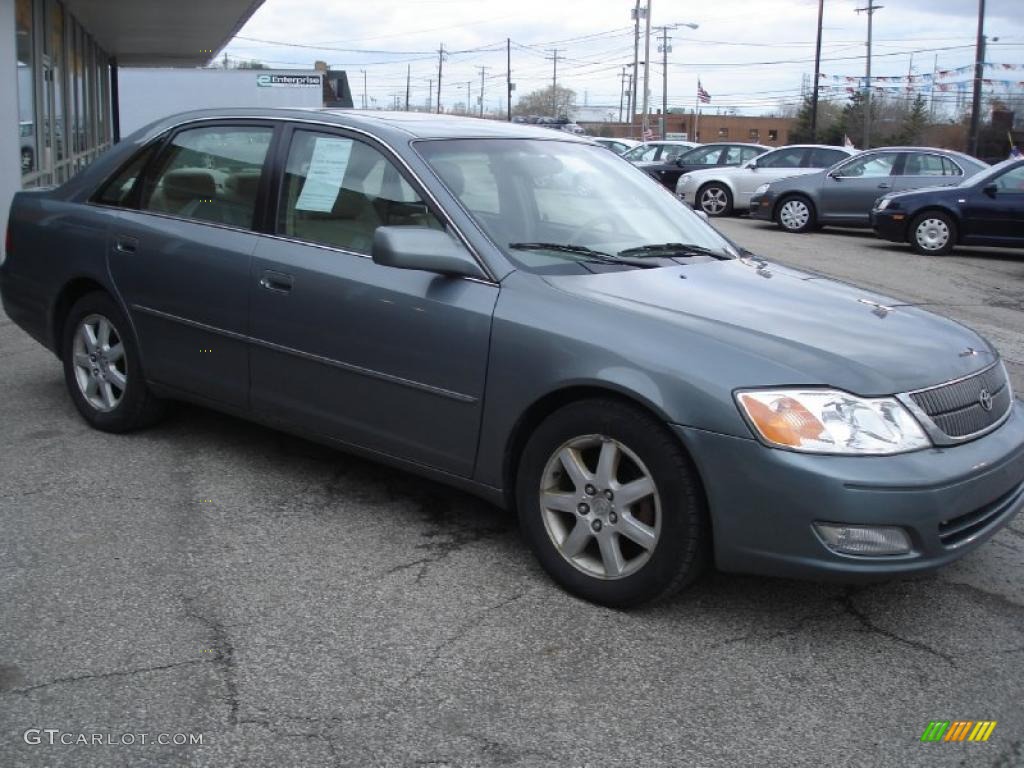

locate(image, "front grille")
(909, 363), (1012, 439)
(938, 481), (1024, 547)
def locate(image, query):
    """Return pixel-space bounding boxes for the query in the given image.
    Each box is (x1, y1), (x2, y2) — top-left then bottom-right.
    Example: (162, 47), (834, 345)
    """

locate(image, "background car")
(593, 137), (640, 155)
(677, 144), (857, 217)
(872, 157), (1024, 255)
(749, 146), (988, 233)
(621, 139), (697, 165)
(636, 142), (769, 191)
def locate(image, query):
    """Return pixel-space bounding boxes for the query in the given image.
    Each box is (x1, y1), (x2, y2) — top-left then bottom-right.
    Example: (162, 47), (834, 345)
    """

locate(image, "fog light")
(813, 523), (911, 556)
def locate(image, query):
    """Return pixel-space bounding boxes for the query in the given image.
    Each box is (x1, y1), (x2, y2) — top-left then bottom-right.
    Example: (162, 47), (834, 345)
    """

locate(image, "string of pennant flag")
(819, 62), (1024, 83)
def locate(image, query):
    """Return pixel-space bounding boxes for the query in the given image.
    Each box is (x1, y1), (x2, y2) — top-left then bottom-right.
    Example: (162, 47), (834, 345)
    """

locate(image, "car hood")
(543, 257), (995, 395)
(882, 184), (964, 203)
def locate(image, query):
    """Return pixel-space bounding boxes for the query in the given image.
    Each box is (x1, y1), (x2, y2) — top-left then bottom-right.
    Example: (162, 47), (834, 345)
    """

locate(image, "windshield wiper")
(508, 242), (656, 268)
(617, 242), (733, 260)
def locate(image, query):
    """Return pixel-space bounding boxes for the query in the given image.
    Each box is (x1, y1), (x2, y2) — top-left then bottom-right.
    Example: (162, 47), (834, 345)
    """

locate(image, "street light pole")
(656, 22), (698, 140)
(855, 3), (883, 149)
(641, 0), (653, 138)
(810, 0), (824, 140)
(360, 70), (367, 110)
(968, 0), (986, 156)
(631, 0), (641, 129)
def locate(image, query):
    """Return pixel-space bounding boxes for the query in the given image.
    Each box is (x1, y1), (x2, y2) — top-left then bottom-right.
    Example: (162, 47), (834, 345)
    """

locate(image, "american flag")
(697, 81), (711, 104)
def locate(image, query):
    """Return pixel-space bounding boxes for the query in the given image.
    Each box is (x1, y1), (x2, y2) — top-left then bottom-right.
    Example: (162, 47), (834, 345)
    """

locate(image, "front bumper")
(748, 194), (775, 221)
(871, 208), (911, 243)
(673, 399), (1024, 580)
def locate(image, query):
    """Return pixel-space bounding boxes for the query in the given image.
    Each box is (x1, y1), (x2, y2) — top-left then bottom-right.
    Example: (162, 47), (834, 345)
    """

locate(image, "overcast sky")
(225, 0), (1024, 117)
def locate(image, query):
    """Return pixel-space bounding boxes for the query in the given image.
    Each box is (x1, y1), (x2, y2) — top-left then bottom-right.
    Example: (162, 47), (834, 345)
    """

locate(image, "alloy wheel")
(538, 434), (661, 580)
(72, 313), (127, 412)
(700, 186), (729, 215)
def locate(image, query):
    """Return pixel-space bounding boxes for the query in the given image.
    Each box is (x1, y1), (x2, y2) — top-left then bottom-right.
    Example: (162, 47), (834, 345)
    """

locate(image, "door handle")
(113, 236), (138, 254)
(877, 183), (892, 190)
(259, 270), (293, 294)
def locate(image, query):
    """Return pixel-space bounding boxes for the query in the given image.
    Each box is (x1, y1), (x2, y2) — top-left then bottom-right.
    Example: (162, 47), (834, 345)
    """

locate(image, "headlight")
(876, 197), (890, 211)
(753, 183), (770, 196)
(735, 389), (930, 455)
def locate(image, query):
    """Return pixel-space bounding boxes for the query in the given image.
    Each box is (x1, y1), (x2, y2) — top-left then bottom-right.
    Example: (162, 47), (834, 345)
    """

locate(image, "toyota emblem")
(978, 389), (994, 412)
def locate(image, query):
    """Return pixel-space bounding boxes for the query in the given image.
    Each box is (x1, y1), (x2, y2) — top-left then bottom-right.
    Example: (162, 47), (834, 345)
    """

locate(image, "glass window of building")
(16, 0), (36, 177)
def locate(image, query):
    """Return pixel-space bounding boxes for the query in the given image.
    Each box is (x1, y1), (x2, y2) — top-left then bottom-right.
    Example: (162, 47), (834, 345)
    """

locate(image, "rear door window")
(835, 153), (897, 178)
(757, 147), (805, 169)
(140, 125), (273, 230)
(903, 153), (948, 177)
(808, 148), (849, 168)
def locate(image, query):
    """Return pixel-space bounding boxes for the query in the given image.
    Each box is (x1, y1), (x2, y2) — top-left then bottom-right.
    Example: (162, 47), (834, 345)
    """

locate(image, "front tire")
(776, 195), (817, 233)
(910, 211), (956, 255)
(62, 291), (166, 432)
(516, 399), (709, 608)
(698, 183), (734, 217)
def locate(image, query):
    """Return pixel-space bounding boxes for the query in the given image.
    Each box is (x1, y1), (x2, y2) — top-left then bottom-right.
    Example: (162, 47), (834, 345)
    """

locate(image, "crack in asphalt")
(237, 715), (341, 765)
(3, 659), (208, 695)
(183, 595), (240, 725)
(840, 587), (957, 666)
(394, 591), (531, 693)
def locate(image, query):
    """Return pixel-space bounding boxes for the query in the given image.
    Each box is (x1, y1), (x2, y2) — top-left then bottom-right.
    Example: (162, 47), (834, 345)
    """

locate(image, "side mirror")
(983, 182), (998, 198)
(745, 160), (758, 170)
(372, 226), (486, 279)
(828, 170), (842, 181)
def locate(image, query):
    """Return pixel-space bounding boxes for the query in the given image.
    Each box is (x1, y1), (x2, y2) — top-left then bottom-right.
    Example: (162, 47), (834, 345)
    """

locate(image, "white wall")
(118, 68), (325, 136)
(0, 0), (21, 260)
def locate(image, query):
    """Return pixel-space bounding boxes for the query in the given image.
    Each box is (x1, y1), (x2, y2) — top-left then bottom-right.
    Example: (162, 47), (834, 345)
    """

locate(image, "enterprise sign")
(256, 74), (321, 88)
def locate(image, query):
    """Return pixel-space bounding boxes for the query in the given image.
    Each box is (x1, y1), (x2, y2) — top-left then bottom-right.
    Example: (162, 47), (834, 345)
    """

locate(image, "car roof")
(132, 107), (596, 145)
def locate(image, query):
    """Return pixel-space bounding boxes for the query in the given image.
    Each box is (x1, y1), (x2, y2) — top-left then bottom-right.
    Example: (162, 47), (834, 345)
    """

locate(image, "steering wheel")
(566, 214), (619, 245)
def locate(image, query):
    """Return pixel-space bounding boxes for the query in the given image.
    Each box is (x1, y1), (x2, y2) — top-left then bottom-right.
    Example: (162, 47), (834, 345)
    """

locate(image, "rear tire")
(62, 291), (166, 432)
(515, 399), (709, 608)
(775, 195), (817, 233)
(698, 183), (734, 217)
(910, 211), (956, 255)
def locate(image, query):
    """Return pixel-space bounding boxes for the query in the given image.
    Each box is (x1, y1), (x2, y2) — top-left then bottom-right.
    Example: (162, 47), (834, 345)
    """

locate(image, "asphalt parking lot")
(1, 220), (1023, 768)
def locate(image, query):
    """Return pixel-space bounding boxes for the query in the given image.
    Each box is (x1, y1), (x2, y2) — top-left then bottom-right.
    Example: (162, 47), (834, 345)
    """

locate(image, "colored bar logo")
(921, 721), (997, 742)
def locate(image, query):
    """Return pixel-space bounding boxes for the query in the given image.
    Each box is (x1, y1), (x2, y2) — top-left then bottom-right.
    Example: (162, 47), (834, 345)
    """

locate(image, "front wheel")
(698, 183), (734, 217)
(910, 211), (956, 255)
(62, 291), (166, 432)
(516, 399), (709, 607)
(776, 195), (817, 233)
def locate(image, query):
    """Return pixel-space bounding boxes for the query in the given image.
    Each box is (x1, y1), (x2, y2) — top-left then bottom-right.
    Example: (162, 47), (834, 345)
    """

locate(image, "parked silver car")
(676, 144), (857, 217)
(3, 110), (1022, 607)
(749, 147), (988, 232)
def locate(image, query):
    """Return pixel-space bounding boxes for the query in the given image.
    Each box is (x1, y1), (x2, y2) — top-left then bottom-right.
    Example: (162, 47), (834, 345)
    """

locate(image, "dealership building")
(0, 0), (267, 251)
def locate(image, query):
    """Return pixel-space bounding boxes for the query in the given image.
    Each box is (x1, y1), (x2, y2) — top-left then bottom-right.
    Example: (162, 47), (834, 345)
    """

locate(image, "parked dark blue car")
(872, 158), (1024, 255)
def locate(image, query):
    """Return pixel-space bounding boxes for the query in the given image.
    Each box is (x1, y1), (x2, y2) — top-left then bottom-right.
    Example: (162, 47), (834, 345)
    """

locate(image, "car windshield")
(416, 138), (737, 274)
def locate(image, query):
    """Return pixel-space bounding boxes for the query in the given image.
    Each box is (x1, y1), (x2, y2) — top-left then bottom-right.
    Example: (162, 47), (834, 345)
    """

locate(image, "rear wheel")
(516, 399), (709, 607)
(62, 291), (166, 432)
(776, 195), (817, 233)
(698, 183), (734, 217)
(910, 211), (956, 255)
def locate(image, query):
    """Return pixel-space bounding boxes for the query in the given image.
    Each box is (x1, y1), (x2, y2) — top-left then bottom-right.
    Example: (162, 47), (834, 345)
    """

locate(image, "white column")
(0, 0), (22, 260)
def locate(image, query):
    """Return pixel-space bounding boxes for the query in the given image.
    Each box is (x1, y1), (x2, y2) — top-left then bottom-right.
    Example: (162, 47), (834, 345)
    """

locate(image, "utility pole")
(507, 38), (513, 122)
(810, 0), (824, 140)
(360, 70), (367, 110)
(631, 1), (642, 129)
(657, 26), (672, 139)
(929, 54), (938, 121)
(968, 0), (986, 157)
(427, 78), (433, 112)
(436, 43), (446, 114)
(477, 66), (488, 117)
(546, 49), (560, 117)
(465, 81), (472, 115)
(619, 66), (629, 123)
(223, 51), (229, 69)
(855, 4), (883, 149)
(405, 65), (411, 111)
(641, 0), (653, 138)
